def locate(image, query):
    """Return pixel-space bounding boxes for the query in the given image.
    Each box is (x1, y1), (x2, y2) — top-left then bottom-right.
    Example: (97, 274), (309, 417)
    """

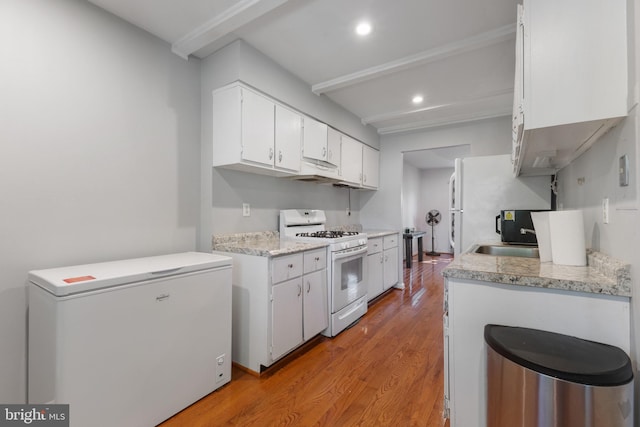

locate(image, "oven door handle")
(333, 246), (368, 260)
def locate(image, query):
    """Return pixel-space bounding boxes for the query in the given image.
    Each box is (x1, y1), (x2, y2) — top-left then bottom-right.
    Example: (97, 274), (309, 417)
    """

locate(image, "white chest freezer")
(28, 252), (232, 427)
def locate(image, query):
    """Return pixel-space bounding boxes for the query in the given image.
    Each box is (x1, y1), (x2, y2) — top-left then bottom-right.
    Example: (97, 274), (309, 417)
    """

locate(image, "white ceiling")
(87, 0), (517, 164)
(403, 145), (471, 170)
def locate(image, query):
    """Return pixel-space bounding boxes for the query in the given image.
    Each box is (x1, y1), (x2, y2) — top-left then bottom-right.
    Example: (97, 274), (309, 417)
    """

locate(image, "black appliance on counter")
(496, 210), (550, 245)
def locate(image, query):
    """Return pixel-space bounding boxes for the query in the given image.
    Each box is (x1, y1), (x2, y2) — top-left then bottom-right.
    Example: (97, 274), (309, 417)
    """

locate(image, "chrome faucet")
(520, 228), (536, 235)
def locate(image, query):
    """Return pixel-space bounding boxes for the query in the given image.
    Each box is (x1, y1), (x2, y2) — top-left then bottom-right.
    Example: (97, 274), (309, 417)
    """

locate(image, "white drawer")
(383, 234), (398, 249)
(272, 253), (303, 284)
(368, 237), (383, 254)
(303, 248), (327, 274)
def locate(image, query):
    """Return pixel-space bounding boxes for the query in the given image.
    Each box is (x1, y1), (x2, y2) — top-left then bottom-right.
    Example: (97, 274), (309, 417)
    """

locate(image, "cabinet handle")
(307, 281), (311, 293)
(278, 150), (283, 163)
(269, 147), (274, 160)
(364, 174), (367, 183)
(315, 256), (320, 261)
(288, 263), (293, 268)
(297, 284), (302, 297)
(322, 147), (327, 158)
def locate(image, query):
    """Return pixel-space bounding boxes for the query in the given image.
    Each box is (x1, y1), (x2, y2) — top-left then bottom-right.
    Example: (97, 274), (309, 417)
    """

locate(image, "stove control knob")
(341, 243), (348, 250)
(359, 239), (366, 246)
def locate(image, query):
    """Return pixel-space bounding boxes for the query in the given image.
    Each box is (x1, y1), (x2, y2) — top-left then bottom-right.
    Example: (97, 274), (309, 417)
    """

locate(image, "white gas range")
(279, 209), (368, 337)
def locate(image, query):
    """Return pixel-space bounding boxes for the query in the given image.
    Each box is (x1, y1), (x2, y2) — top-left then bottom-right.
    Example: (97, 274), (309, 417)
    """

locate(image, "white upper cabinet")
(212, 83), (301, 177)
(240, 88), (275, 167)
(275, 105), (302, 173)
(327, 127), (342, 170)
(302, 117), (329, 163)
(340, 135), (363, 186)
(339, 135), (379, 190)
(362, 145), (380, 189)
(513, 0), (628, 176)
(212, 81), (378, 189)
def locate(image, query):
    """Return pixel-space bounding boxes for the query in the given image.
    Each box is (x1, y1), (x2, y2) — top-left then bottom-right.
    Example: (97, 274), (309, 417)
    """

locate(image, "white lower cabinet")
(367, 233), (399, 301)
(271, 277), (303, 360)
(444, 277), (631, 427)
(367, 238), (384, 301)
(219, 247), (327, 373)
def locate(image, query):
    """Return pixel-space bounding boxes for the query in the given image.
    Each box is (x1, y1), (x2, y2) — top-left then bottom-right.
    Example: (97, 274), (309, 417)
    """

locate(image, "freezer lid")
(28, 252), (232, 297)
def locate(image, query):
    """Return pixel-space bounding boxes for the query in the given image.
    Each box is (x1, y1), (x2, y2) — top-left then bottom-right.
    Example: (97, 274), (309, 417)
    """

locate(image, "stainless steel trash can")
(485, 324), (633, 427)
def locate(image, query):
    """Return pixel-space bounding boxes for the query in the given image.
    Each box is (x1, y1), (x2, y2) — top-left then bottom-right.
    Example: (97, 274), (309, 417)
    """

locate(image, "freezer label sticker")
(504, 210), (515, 221)
(62, 275), (96, 284)
(0, 405), (69, 426)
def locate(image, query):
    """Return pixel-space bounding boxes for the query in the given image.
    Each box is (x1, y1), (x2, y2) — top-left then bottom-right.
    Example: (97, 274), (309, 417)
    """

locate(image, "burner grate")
(296, 230), (359, 238)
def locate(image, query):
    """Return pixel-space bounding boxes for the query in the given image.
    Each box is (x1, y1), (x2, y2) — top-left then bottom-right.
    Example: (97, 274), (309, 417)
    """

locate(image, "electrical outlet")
(602, 198), (609, 224)
(242, 203), (250, 217)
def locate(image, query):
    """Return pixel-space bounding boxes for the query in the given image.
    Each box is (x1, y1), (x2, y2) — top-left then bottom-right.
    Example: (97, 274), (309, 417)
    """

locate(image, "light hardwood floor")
(160, 253), (453, 427)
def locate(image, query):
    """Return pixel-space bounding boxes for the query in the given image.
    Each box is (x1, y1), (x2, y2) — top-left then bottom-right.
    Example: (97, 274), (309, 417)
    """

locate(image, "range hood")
(290, 174), (341, 184)
(289, 160), (341, 184)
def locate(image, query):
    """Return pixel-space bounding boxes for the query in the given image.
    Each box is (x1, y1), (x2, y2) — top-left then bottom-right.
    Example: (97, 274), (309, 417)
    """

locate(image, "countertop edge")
(443, 249), (631, 298)
(212, 231), (328, 257)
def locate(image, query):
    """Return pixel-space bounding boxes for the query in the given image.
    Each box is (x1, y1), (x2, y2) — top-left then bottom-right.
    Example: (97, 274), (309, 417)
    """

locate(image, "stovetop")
(296, 231), (360, 239)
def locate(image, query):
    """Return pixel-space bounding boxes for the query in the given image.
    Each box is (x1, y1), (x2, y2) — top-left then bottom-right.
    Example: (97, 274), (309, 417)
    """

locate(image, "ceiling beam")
(361, 88), (513, 125)
(376, 107), (512, 135)
(171, 0), (290, 60)
(311, 24), (516, 95)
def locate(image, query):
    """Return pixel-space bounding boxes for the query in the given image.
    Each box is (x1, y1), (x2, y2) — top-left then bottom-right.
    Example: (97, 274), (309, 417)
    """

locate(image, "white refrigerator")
(448, 154), (551, 256)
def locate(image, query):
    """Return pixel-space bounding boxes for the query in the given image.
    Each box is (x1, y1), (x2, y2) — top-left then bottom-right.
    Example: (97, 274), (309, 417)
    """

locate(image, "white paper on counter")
(548, 210), (586, 266)
(531, 211), (552, 262)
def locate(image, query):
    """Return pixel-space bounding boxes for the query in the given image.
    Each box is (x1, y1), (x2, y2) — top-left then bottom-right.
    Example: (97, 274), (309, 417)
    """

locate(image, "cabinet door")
(367, 253), (384, 301)
(340, 135), (363, 185)
(275, 105), (302, 172)
(362, 145), (379, 189)
(302, 117), (328, 162)
(302, 270), (328, 340)
(523, 0), (627, 129)
(383, 247), (398, 289)
(271, 278), (303, 361)
(241, 88), (275, 166)
(327, 127), (341, 169)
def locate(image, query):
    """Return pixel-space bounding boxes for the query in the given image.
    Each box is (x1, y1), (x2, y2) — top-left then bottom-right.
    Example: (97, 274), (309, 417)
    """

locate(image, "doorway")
(401, 145), (470, 262)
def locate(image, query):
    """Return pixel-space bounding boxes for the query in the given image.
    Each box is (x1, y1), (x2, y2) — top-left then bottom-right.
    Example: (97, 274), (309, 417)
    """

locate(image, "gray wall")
(419, 168), (455, 254)
(556, 0), (640, 413)
(360, 116), (512, 231)
(199, 40), (379, 242)
(556, 109), (640, 409)
(0, 0), (201, 402)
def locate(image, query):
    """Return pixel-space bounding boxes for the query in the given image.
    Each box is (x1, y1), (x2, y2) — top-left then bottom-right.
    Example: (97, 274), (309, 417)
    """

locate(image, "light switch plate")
(602, 198), (609, 224)
(242, 203), (250, 217)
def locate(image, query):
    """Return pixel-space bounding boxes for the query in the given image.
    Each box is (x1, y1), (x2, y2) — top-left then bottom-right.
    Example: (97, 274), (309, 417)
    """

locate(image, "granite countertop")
(364, 230), (399, 238)
(212, 231), (327, 257)
(443, 247), (631, 297)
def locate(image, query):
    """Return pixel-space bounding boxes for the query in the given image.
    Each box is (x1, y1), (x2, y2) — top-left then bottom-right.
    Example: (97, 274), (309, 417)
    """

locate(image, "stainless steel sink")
(471, 244), (540, 258)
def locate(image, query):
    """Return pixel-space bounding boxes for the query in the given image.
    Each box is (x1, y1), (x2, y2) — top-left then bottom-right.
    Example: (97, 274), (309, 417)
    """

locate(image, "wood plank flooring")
(159, 254), (453, 427)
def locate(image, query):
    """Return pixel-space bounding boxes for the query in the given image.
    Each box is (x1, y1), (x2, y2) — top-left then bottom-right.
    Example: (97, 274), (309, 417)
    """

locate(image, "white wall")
(360, 116), (512, 232)
(0, 0), (201, 402)
(419, 168), (454, 254)
(402, 163), (421, 232)
(199, 40), (379, 241)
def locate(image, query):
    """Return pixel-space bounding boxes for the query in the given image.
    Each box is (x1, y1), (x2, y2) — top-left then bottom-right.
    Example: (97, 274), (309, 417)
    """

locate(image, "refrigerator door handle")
(448, 172), (456, 248)
(496, 215), (501, 235)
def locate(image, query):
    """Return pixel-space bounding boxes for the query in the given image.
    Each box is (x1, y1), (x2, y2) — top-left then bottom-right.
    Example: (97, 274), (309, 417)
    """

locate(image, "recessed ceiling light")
(355, 22), (372, 36)
(412, 95), (424, 104)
